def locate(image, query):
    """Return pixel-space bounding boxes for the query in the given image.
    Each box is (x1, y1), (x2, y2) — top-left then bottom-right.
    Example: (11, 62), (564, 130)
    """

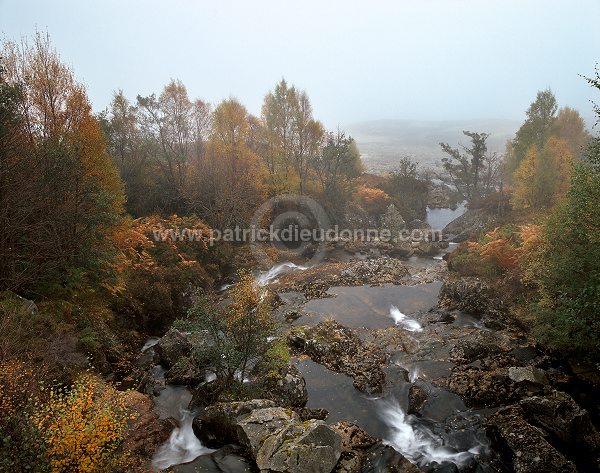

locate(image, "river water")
(149, 204), (481, 471)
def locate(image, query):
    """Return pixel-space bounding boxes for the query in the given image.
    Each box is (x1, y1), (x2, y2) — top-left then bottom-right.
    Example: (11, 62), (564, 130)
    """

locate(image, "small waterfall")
(141, 337), (160, 352)
(152, 408), (213, 471)
(389, 305), (423, 332)
(379, 400), (483, 468)
(257, 261), (307, 286)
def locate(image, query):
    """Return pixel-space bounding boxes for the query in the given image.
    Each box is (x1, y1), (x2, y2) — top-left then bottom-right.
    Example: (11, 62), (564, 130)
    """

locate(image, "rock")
(272, 257), (409, 299)
(138, 365), (167, 397)
(165, 355), (206, 386)
(520, 390), (600, 452)
(508, 366), (548, 386)
(155, 329), (193, 368)
(442, 208), (498, 243)
(169, 444), (256, 473)
(236, 407), (299, 457)
(450, 334), (505, 365)
(438, 277), (505, 320)
(407, 384), (428, 415)
(428, 184), (461, 210)
(254, 419), (342, 473)
(121, 391), (175, 465)
(192, 399), (277, 448)
(250, 361), (308, 407)
(289, 320), (387, 395)
(294, 407), (329, 421)
(330, 421), (378, 473)
(361, 443), (422, 472)
(486, 405), (577, 473)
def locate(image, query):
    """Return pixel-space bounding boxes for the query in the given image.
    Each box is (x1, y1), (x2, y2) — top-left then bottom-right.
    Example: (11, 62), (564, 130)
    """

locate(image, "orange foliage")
(353, 185), (392, 215)
(29, 375), (135, 473)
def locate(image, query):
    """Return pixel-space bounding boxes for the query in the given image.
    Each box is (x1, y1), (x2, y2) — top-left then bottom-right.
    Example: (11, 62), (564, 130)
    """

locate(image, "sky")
(1, 0), (599, 129)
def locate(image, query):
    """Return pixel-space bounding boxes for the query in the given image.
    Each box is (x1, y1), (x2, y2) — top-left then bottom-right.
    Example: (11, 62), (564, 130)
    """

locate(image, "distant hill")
(345, 119), (520, 173)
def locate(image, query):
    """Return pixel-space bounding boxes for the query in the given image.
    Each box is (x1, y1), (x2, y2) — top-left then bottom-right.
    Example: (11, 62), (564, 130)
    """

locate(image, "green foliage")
(175, 273), (276, 389)
(532, 139), (600, 359)
(440, 131), (499, 202)
(257, 339), (292, 381)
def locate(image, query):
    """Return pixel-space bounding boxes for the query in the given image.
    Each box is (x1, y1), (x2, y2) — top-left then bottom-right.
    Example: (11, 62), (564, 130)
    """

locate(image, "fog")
(2, 0), (598, 127)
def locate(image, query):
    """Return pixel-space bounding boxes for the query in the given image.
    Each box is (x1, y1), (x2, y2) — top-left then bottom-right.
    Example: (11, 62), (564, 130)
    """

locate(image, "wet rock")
(165, 355), (206, 386)
(138, 365), (167, 397)
(294, 407), (329, 421)
(407, 383), (428, 415)
(520, 390), (600, 452)
(121, 391), (175, 465)
(330, 422), (378, 473)
(192, 399), (277, 448)
(442, 208), (498, 243)
(486, 405), (577, 473)
(155, 328), (193, 368)
(169, 444), (257, 473)
(254, 419), (342, 473)
(450, 334), (505, 365)
(289, 320), (387, 395)
(361, 443), (422, 472)
(272, 257), (409, 299)
(508, 366), (548, 386)
(438, 277), (505, 321)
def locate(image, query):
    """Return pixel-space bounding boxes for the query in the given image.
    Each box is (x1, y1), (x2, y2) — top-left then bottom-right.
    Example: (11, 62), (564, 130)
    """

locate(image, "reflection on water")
(294, 358), (391, 438)
(295, 282), (442, 328)
(426, 202), (467, 230)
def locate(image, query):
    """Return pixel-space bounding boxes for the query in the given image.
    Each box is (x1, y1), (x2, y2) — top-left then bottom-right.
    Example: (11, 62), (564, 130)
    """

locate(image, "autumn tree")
(507, 89), (558, 177)
(186, 98), (266, 229)
(260, 79), (324, 194)
(550, 106), (590, 160)
(1, 33), (124, 294)
(512, 137), (572, 209)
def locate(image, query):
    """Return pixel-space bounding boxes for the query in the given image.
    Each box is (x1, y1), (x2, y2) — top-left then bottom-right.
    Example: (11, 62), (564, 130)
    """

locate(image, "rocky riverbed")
(128, 245), (600, 472)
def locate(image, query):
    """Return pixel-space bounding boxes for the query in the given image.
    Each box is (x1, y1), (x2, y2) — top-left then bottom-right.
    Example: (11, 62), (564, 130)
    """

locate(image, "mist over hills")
(346, 118), (521, 173)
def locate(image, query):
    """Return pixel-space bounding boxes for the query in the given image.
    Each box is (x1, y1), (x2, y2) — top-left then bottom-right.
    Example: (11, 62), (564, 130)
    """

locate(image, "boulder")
(193, 399), (277, 448)
(254, 419), (342, 473)
(169, 444), (256, 473)
(164, 355), (207, 386)
(442, 208), (498, 243)
(250, 361), (308, 407)
(361, 443), (422, 472)
(486, 405), (577, 472)
(508, 366), (548, 386)
(438, 277), (505, 320)
(407, 384), (428, 415)
(520, 390), (600, 452)
(236, 407), (299, 457)
(330, 421), (378, 473)
(155, 329), (193, 368)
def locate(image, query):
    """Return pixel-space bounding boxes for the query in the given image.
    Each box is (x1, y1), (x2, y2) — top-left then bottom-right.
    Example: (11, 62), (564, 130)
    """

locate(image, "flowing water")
(146, 364), (214, 471)
(257, 261), (308, 285)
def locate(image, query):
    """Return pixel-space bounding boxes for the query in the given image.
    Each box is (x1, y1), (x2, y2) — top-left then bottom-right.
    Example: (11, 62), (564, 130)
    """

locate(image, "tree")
(439, 131), (496, 202)
(512, 138), (572, 209)
(550, 106), (590, 160)
(312, 129), (363, 220)
(186, 98), (266, 229)
(260, 79), (325, 195)
(1, 33), (124, 295)
(509, 89), (557, 175)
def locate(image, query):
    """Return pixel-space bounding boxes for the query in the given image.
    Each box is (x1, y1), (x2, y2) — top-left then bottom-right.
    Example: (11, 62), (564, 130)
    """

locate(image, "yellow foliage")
(29, 375), (135, 473)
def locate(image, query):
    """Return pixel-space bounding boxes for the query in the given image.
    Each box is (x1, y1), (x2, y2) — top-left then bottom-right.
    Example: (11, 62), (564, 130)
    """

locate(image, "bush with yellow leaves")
(29, 374), (135, 473)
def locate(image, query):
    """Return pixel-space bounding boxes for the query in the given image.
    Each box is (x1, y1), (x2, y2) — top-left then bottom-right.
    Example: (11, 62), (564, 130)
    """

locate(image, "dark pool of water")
(294, 281), (443, 329)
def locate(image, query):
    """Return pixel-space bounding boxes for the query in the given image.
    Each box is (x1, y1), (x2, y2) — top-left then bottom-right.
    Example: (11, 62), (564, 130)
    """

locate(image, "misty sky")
(1, 0), (599, 128)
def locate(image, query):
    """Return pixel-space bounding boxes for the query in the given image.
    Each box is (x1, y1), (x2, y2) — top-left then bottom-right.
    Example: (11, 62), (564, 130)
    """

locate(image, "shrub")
(29, 374), (135, 472)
